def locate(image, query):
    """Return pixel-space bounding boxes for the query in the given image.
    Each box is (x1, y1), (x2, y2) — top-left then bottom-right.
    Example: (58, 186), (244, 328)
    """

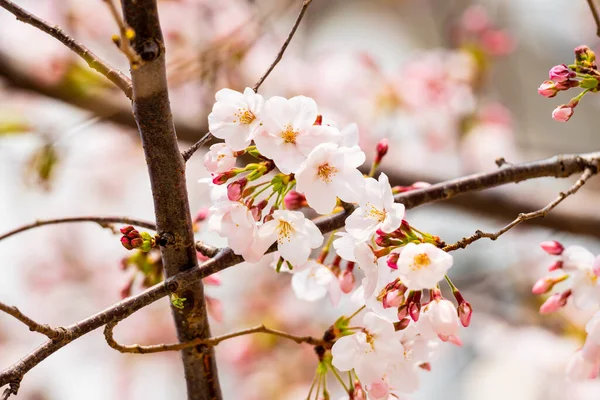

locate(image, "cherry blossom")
(295, 143), (365, 214)
(395, 243), (453, 290)
(421, 299), (461, 343)
(345, 173), (405, 242)
(208, 201), (259, 261)
(290, 260), (341, 305)
(253, 95), (340, 174)
(208, 87), (264, 151)
(203, 143), (237, 173)
(254, 210), (324, 267)
(331, 312), (404, 384)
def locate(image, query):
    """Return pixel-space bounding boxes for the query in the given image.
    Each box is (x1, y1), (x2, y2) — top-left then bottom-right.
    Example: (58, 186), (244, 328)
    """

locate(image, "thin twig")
(0, 216), (156, 242)
(0, 302), (66, 341)
(2, 152), (600, 391)
(587, 0), (600, 37)
(104, 320), (323, 354)
(0, 381), (18, 400)
(443, 168), (596, 252)
(182, 132), (213, 162)
(102, 0), (141, 67)
(252, 0), (313, 92)
(0, 0), (132, 98)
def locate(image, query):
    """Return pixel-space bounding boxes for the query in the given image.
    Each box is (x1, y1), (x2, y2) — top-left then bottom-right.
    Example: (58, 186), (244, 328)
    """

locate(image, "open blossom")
(291, 260), (342, 305)
(345, 173), (405, 242)
(559, 246), (600, 309)
(208, 201), (258, 261)
(331, 312), (404, 384)
(208, 87), (264, 151)
(395, 243), (453, 290)
(253, 95), (340, 174)
(295, 143), (366, 214)
(254, 210), (323, 267)
(355, 242), (389, 299)
(203, 143), (236, 173)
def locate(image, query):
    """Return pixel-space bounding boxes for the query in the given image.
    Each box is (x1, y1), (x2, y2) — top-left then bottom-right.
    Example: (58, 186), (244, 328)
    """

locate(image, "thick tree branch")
(0, 216), (156, 242)
(104, 320), (323, 354)
(252, 0), (313, 92)
(2, 151), (600, 393)
(443, 168), (597, 251)
(0, 0), (132, 98)
(0, 302), (66, 340)
(120, 1), (221, 398)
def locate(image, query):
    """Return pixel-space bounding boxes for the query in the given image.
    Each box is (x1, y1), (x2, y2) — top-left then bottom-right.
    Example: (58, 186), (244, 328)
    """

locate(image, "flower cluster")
(200, 87), (472, 399)
(538, 46), (599, 122)
(533, 240), (600, 381)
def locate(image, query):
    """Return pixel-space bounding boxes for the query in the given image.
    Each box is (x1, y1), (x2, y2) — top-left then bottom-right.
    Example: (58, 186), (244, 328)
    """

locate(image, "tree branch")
(0, 302), (66, 340)
(120, 0), (221, 398)
(195, 241), (220, 258)
(443, 168), (597, 252)
(0, 0), (132, 98)
(182, 132), (213, 162)
(252, 0), (313, 92)
(104, 320), (323, 354)
(0, 216), (156, 242)
(2, 151), (600, 393)
(587, 0), (600, 37)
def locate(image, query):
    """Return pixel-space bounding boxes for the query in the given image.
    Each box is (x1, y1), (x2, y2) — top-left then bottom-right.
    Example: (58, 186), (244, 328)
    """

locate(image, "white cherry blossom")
(331, 312), (404, 384)
(208, 201), (258, 261)
(291, 260), (341, 305)
(254, 210), (323, 267)
(395, 243), (453, 290)
(333, 232), (359, 262)
(253, 95), (340, 174)
(295, 143), (365, 214)
(208, 87), (264, 151)
(355, 242), (386, 299)
(345, 173), (405, 242)
(203, 143), (236, 173)
(421, 299), (460, 342)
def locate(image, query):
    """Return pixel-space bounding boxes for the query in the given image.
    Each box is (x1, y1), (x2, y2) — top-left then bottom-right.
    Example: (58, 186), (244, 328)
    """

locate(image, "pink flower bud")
(339, 270), (355, 294)
(283, 190), (306, 210)
(552, 105), (574, 122)
(539, 290), (571, 314)
(375, 235), (391, 247)
(227, 178), (247, 201)
(439, 334), (463, 347)
(120, 236), (133, 250)
(540, 240), (564, 255)
(397, 305), (408, 320)
(549, 64), (576, 82)
(375, 138), (389, 163)
(387, 252), (399, 270)
(249, 206), (261, 222)
(458, 301), (473, 327)
(394, 317), (411, 331)
(212, 170), (237, 185)
(130, 237), (144, 248)
(120, 225), (135, 235)
(126, 229), (140, 239)
(538, 80), (558, 98)
(548, 260), (563, 271)
(532, 274), (568, 295)
(383, 290), (404, 309)
(409, 302), (421, 322)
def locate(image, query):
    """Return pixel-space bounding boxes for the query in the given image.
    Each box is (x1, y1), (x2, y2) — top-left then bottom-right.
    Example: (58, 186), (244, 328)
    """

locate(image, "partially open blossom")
(422, 299), (460, 343)
(549, 64), (576, 82)
(345, 173), (405, 242)
(208, 201), (258, 261)
(295, 143), (366, 214)
(395, 243), (453, 290)
(552, 104), (574, 122)
(291, 260), (341, 305)
(208, 87), (264, 151)
(537, 80), (558, 98)
(254, 210), (324, 267)
(254, 95), (340, 174)
(203, 143), (237, 173)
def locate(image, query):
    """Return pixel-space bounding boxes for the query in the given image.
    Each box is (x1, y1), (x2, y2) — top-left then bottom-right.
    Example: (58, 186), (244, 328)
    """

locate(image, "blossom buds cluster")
(539, 46), (600, 122)
(119, 226), (156, 252)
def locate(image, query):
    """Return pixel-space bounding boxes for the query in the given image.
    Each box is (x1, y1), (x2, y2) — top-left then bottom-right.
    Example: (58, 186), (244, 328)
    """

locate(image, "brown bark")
(120, 1), (221, 399)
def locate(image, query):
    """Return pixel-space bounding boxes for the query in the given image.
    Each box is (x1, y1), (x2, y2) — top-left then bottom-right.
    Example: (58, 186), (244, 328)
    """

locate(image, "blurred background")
(1, 0), (600, 399)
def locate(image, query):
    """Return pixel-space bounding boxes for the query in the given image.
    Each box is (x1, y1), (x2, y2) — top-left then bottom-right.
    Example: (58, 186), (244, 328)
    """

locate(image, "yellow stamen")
(281, 124), (298, 144)
(410, 253), (431, 271)
(366, 203), (386, 222)
(234, 108), (256, 125)
(317, 163), (338, 183)
(277, 220), (294, 243)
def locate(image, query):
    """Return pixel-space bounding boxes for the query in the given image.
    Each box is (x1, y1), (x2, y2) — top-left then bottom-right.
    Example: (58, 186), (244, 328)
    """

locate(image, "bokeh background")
(2, 0), (600, 399)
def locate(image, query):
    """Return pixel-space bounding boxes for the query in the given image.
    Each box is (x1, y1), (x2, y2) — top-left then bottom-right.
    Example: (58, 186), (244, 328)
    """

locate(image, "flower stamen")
(317, 163), (338, 183)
